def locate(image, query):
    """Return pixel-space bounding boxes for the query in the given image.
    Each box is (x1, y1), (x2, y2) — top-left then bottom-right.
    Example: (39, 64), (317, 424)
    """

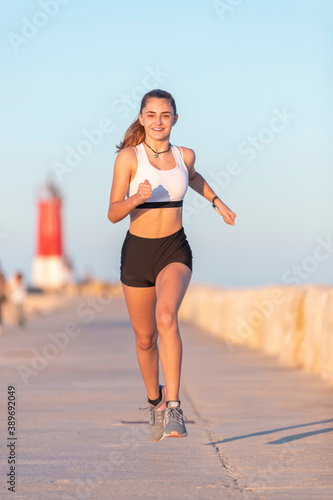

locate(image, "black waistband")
(127, 226), (184, 240)
(135, 200), (183, 209)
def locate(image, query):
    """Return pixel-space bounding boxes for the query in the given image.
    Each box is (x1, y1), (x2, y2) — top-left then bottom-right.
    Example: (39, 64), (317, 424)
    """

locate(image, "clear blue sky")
(0, 0), (332, 288)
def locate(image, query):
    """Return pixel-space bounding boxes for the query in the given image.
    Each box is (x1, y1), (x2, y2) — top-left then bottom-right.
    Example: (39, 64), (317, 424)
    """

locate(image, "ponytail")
(115, 117), (145, 152)
(115, 89), (177, 153)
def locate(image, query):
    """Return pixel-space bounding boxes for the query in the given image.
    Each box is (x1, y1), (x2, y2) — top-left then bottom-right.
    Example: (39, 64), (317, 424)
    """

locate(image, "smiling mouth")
(152, 128), (163, 131)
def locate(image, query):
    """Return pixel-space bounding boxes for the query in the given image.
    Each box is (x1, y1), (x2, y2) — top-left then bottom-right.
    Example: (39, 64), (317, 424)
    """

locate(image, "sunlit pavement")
(1, 295), (332, 500)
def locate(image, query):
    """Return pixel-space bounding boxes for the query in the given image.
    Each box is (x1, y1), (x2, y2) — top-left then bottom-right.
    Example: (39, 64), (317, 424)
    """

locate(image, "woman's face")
(139, 98), (178, 141)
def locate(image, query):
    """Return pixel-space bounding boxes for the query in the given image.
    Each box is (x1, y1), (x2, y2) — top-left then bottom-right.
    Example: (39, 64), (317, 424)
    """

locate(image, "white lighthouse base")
(32, 256), (67, 290)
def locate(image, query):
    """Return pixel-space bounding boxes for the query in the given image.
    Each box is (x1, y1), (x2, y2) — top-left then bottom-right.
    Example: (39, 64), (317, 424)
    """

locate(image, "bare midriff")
(129, 206), (183, 238)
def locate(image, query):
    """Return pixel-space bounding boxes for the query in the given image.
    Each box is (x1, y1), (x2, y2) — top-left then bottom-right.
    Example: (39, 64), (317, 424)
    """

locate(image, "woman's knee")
(156, 308), (177, 333)
(135, 330), (158, 351)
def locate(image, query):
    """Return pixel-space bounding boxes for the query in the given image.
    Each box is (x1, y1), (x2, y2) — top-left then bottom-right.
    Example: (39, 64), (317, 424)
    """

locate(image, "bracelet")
(212, 195), (219, 207)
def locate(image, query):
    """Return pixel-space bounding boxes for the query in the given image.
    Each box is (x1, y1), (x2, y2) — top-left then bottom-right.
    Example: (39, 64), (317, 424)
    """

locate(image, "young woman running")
(108, 89), (236, 441)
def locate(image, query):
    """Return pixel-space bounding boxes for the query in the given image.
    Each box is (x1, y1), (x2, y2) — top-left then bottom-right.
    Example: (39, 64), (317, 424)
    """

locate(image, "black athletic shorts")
(120, 226), (193, 287)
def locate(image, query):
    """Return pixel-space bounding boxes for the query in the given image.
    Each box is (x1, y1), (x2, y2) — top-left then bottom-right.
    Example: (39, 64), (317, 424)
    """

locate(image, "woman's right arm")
(107, 148), (152, 223)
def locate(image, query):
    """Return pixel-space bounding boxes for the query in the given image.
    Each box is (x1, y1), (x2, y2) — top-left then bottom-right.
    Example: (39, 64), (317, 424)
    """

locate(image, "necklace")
(144, 140), (171, 158)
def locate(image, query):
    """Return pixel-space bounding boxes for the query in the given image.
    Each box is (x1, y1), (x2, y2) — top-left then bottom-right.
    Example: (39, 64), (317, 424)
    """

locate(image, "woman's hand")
(136, 179), (152, 203)
(214, 199), (236, 226)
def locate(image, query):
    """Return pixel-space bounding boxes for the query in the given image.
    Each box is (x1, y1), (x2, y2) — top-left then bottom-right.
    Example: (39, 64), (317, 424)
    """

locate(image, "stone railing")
(179, 284), (333, 385)
(1, 282), (123, 325)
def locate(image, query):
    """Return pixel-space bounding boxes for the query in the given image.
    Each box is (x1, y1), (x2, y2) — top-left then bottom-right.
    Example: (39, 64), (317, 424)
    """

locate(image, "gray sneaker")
(140, 385), (167, 442)
(163, 401), (188, 438)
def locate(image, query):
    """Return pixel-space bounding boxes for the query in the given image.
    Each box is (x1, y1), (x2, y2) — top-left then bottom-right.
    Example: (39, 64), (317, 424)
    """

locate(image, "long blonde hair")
(116, 89), (177, 152)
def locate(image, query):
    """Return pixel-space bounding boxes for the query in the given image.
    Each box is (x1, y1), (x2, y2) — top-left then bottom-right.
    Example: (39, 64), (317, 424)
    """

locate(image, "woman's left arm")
(182, 147), (236, 226)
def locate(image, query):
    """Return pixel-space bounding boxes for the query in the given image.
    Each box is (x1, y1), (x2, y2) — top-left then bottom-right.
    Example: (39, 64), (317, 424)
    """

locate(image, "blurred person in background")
(10, 272), (27, 328)
(0, 269), (7, 334)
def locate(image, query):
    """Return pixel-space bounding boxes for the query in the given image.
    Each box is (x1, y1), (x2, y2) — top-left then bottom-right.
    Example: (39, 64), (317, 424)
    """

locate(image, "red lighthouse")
(32, 179), (67, 289)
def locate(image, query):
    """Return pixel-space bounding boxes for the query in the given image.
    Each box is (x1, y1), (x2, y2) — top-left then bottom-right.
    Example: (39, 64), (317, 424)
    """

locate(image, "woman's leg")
(121, 284), (160, 400)
(155, 262), (192, 401)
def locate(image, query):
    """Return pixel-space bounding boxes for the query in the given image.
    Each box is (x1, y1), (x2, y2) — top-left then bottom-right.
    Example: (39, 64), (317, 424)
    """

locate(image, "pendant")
(154, 153), (158, 158)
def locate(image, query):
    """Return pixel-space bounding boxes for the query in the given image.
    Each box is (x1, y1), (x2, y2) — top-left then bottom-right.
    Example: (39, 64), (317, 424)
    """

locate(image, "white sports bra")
(127, 142), (189, 208)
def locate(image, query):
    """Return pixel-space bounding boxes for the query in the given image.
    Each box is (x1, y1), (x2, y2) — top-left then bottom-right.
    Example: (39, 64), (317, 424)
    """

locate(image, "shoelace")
(139, 403), (165, 411)
(165, 407), (188, 425)
(139, 405), (164, 426)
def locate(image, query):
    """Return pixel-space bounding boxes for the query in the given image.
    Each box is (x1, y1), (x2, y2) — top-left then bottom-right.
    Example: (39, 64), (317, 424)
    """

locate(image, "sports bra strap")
(175, 146), (184, 160)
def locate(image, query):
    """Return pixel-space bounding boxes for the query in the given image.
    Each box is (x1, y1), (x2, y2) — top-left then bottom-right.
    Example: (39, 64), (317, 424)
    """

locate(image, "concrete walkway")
(0, 294), (332, 500)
